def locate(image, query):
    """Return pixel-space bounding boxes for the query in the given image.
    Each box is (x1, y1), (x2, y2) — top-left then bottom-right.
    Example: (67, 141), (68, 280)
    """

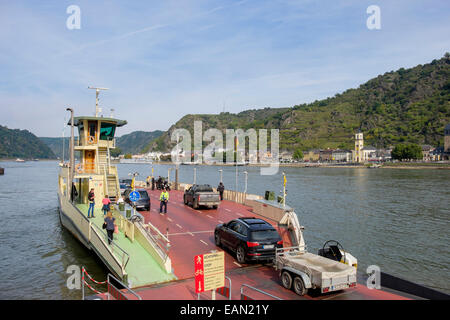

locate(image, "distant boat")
(0, 167), (4, 175)
(33, 159), (39, 161)
(15, 158), (25, 162)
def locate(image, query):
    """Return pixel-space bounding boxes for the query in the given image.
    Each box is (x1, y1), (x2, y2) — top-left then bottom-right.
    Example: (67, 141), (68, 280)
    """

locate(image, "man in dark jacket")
(217, 182), (225, 201)
(88, 188), (95, 218)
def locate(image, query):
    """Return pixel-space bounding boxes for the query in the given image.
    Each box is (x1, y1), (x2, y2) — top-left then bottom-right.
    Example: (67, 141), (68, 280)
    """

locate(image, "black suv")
(214, 217), (283, 264)
(123, 189), (151, 211)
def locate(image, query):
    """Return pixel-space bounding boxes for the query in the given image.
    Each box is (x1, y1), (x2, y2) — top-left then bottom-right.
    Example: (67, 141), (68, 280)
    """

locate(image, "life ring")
(75, 163), (83, 174)
(88, 136), (95, 144)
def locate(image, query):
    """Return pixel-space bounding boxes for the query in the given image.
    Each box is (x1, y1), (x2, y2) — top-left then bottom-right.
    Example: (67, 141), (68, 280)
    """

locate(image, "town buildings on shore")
(118, 124), (450, 164)
(288, 125), (450, 164)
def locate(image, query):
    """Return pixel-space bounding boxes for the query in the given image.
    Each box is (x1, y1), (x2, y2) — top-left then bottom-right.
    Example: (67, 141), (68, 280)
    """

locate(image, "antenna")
(88, 86), (109, 117)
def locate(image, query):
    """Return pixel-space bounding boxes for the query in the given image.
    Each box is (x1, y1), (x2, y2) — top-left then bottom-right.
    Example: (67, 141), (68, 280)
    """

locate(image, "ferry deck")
(89, 188), (421, 301)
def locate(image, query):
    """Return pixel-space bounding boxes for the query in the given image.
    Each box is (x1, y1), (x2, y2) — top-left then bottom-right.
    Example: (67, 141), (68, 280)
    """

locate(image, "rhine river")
(0, 160), (448, 299)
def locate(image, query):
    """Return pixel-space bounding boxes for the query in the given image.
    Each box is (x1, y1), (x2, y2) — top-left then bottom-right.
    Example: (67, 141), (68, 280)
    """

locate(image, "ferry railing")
(240, 284), (283, 300)
(81, 267), (141, 300)
(106, 273), (142, 300)
(216, 276), (232, 300)
(142, 219), (171, 259)
(91, 223), (130, 270)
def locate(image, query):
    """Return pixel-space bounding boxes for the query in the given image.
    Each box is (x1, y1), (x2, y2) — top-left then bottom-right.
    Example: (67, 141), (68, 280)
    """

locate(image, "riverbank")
(133, 161), (450, 170)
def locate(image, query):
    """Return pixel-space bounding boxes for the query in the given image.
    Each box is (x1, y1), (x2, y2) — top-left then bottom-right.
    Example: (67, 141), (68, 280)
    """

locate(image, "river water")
(0, 160), (448, 299)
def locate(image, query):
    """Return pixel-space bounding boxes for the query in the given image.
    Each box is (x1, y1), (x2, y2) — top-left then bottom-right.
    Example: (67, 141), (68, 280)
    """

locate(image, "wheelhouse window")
(99, 122), (116, 140)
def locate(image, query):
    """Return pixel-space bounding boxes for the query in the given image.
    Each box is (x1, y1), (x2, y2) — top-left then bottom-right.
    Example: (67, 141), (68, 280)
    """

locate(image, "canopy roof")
(68, 116), (127, 127)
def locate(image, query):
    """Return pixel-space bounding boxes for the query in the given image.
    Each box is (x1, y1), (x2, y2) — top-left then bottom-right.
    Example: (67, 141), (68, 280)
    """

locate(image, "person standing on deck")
(159, 188), (169, 214)
(217, 182), (225, 201)
(102, 195), (111, 216)
(104, 211), (116, 245)
(88, 188), (95, 218)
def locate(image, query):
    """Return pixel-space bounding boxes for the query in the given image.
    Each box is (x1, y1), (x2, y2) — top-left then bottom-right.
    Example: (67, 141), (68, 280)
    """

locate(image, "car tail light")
(246, 241), (259, 247)
(248, 253), (261, 256)
(277, 240), (283, 245)
(198, 195), (201, 201)
(349, 282), (357, 288)
(323, 287), (329, 293)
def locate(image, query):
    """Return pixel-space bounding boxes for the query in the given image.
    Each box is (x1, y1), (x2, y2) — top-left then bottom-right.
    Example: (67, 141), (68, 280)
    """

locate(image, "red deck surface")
(99, 189), (411, 300)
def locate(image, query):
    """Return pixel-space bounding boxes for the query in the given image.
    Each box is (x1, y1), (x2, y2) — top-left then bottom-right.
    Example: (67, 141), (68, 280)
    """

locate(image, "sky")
(0, 0), (449, 137)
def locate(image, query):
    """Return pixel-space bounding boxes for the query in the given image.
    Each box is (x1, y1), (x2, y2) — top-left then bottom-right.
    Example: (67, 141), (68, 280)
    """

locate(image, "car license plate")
(263, 245), (274, 249)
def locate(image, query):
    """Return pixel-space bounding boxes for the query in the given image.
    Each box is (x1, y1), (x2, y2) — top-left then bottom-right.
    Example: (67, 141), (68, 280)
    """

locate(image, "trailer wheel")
(281, 271), (292, 290)
(293, 276), (307, 296)
(193, 199), (199, 209)
(183, 195), (187, 205)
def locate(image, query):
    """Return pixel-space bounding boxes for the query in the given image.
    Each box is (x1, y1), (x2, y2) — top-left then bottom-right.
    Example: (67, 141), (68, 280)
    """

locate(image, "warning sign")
(194, 251), (225, 293)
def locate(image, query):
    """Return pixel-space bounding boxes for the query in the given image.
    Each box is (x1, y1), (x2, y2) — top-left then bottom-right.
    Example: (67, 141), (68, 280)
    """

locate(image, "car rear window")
(138, 191), (149, 198)
(195, 185), (213, 192)
(250, 229), (280, 241)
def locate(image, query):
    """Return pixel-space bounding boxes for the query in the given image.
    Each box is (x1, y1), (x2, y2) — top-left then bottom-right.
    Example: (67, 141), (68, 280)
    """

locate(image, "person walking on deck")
(88, 188), (95, 218)
(104, 211), (116, 245)
(159, 188), (169, 214)
(102, 195), (111, 216)
(217, 182), (225, 201)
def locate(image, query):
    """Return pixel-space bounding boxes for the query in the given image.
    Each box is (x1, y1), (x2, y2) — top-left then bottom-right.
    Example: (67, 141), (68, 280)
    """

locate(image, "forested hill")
(0, 126), (56, 159)
(146, 53), (450, 152)
(116, 130), (164, 154)
(40, 130), (164, 157)
(40, 137), (70, 161)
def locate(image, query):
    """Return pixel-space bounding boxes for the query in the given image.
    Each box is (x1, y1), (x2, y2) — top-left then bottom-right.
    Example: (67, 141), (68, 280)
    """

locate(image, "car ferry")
(59, 89), (449, 301)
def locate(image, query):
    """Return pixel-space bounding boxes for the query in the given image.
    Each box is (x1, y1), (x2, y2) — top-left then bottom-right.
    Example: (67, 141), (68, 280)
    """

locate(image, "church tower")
(353, 131), (364, 163)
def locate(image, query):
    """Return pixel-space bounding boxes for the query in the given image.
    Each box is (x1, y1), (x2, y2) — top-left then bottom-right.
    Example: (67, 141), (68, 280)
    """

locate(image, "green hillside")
(40, 137), (70, 161)
(147, 54), (450, 152)
(117, 130), (164, 154)
(144, 108), (289, 152)
(0, 126), (56, 159)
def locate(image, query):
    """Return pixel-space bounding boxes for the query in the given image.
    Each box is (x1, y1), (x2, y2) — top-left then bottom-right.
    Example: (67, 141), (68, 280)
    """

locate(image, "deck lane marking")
(167, 217), (173, 222)
(200, 240), (208, 246)
(233, 262), (242, 267)
(236, 212), (244, 217)
(206, 215), (213, 219)
(218, 220), (224, 224)
(176, 224), (183, 229)
(167, 231), (212, 236)
(225, 209), (231, 212)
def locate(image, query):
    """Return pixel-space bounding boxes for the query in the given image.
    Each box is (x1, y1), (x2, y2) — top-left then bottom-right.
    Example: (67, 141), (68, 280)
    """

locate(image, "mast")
(88, 86), (109, 117)
(66, 108), (75, 201)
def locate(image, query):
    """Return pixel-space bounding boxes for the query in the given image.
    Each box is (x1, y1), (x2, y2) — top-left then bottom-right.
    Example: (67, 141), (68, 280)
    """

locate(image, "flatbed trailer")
(275, 246), (357, 295)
